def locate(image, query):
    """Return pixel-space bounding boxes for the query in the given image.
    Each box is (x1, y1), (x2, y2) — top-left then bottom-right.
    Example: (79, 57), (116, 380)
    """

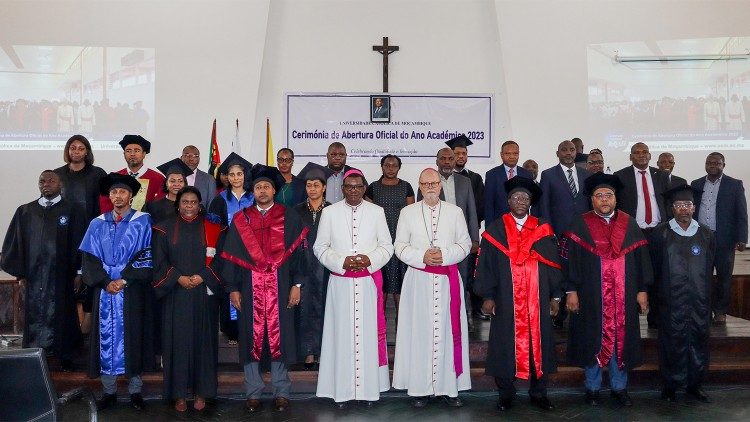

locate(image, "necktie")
(114, 213), (123, 223)
(129, 172), (138, 177)
(260, 209), (267, 216)
(640, 170), (652, 224)
(508, 167), (515, 179)
(567, 169), (577, 196)
(45, 200), (52, 208)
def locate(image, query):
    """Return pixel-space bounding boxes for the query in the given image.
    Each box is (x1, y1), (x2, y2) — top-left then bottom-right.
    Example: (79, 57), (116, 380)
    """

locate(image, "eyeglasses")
(276, 157), (293, 163)
(593, 192), (614, 200)
(181, 154), (199, 159)
(673, 201), (694, 209)
(509, 194), (531, 203)
(419, 181), (440, 188)
(343, 184), (364, 191)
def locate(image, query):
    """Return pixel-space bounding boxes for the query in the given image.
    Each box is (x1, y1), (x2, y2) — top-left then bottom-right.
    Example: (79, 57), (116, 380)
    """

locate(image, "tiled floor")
(61, 385), (750, 421)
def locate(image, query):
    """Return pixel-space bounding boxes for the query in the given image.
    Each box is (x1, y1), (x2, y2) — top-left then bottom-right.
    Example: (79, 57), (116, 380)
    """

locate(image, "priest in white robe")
(314, 169), (394, 408)
(392, 168), (472, 408)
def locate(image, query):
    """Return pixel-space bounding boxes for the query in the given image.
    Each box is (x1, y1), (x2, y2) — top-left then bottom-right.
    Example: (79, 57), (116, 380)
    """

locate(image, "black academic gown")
(1, 198), (84, 359)
(474, 215), (561, 379)
(54, 164), (108, 222)
(144, 197), (176, 225)
(218, 205), (308, 366)
(152, 215), (225, 400)
(293, 201), (331, 358)
(562, 210), (653, 369)
(651, 222), (714, 389)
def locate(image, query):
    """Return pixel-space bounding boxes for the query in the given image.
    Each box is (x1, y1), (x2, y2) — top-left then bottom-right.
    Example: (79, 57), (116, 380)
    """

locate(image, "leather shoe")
(496, 398), (513, 411)
(686, 386), (711, 403)
(530, 395), (554, 410)
(442, 395), (463, 407)
(410, 396), (429, 408)
(336, 401), (348, 409)
(472, 310), (491, 321)
(362, 400), (377, 408)
(60, 359), (74, 372)
(245, 398), (262, 412)
(661, 388), (676, 402)
(130, 393), (146, 410)
(611, 389), (633, 406)
(274, 397), (289, 411)
(585, 390), (601, 406)
(712, 314), (727, 325)
(97, 393), (117, 410)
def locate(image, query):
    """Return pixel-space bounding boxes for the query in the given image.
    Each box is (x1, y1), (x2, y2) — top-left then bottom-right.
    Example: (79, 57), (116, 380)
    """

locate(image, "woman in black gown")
(293, 163), (332, 369)
(152, 187), (224, 412)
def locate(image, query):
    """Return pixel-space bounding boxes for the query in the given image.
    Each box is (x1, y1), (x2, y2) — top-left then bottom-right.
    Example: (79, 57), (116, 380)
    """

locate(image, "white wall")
(1, 0), (749, 242)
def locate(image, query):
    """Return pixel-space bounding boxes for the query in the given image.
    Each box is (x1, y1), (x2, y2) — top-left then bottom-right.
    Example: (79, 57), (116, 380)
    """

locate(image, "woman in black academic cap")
(145, 158), (192, 225)
(293, 163), (333, 369)
(207, 152), (254, 345)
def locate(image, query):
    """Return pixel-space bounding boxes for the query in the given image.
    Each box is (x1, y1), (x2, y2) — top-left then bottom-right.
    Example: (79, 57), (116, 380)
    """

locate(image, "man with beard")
(562, 172), (652, 407)
(392, 168), (472, 408)
(315, 169), (394, 408)
(446, 135), (486, 321)
(474, 176), (562, 411)
(1, 170), (84, 371)
(219, 166), (308, 413)
(100, 135), (165, 213)
(324, 142), (357, 204)
(651, 184), (714, 403)
(79, 173), (154, 411)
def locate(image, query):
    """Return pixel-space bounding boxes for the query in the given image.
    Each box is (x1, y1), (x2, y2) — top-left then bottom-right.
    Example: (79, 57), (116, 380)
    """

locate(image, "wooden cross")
(372, 37), (399, 93)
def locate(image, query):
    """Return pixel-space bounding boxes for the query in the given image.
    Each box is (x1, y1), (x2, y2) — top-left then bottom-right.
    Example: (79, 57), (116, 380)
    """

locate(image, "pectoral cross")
(372, 36), (399, 93)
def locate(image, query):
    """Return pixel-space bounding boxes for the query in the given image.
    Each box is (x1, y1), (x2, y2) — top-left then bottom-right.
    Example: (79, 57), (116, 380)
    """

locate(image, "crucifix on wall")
(372, 36), (399, 93)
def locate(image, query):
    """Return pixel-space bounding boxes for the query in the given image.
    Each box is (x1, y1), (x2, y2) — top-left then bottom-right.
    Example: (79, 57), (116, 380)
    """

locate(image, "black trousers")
(712, 245), (737, 314)
(642, 227), (660, 326)
(494, 340), (547, 400)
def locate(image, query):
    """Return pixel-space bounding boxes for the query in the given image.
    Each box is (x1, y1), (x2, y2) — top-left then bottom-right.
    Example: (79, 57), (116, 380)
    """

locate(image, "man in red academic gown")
(474, 176), (562, 412)
(218, 165), (308, 413)
(99, 134), (165, 213)
(561, 172), (652, 407)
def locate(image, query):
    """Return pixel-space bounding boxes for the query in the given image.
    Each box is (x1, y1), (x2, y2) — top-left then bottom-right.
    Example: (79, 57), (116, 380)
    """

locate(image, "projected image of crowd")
(0, 98), (150, 138)
(591, 94), (750, 133)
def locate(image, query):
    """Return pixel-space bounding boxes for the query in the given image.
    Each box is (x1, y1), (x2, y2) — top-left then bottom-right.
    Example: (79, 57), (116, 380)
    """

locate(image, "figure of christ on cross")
(373, 36), (399, 93)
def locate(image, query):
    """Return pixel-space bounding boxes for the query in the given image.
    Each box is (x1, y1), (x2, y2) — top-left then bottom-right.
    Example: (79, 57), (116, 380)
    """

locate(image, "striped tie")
(567, 169), (577, 196)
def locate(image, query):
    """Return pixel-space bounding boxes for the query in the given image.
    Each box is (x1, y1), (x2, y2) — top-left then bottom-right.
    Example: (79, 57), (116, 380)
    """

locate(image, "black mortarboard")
(251, 164), (285, 191)
(297, 162), (334, 183)
(99, 172), (141, 196)
(118, 134), (151, 153)
(445, 134), (473, 149)
(583, 172), (623, 196)
(662, 184), (701, 204)
(217, 152), (253, 176)
(504, 176), (542, 205)
(157, 158), (193, 179)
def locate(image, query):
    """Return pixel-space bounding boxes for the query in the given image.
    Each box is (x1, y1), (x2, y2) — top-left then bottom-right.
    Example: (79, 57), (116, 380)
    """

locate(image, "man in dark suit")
(540, 140), (593, 235)
(418, 148), (479, 318)
(446, 135), (486, 320)
(485, 140), (534, 225)
(691, 152), (748, 325)
(372, 97), (389, 119)
(657, 152), (687, 188)
(540, 140), (592, 327)
(614, 142), (669, 328)
(181, 145), (216, 207)
(324, 142), (358, 204)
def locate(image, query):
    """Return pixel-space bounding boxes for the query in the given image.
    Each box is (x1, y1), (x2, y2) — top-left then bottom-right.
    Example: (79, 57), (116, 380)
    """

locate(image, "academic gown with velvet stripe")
(473, 214), (562, 380)
(152, 215), (225, 400)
